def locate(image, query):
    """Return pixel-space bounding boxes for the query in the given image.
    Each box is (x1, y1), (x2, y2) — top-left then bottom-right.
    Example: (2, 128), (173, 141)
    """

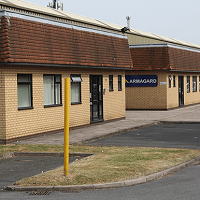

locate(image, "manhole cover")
(29, 191), (51, 195)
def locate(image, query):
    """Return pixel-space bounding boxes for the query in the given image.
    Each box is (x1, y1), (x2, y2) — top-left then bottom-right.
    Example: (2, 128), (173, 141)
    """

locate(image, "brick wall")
(126, 71), (200, 110)
(125, 71), (167, 110)
(184, 74), (200, 105)
(3, 65), (125, 140)
(0, 67), (6, 141)
(166, 73), (179, 109)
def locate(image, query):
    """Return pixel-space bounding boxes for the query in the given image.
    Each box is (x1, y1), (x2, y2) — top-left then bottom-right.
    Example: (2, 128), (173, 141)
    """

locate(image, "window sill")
(44, 104), (63, 108)
(90, 119), (104, 124)
(71, 102), (82, 105)
(18, 107), (34, 110)
(109, 90), (114, 92)
(118, 89), (122, 91)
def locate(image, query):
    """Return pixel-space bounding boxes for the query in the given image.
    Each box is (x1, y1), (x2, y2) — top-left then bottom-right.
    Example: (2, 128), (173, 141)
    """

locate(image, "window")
(17, 74), (32, 109)
(168, 75), (172, 88)
(187, 76), (190, 93)
(173, 75), (176, 87)
(43, 75), (61, 107)
(199, 76), (200, 92)
(118, 75), (122, 91)
(193, 76), (197, 92)
(71, 74), (82, 104)
(109, 75), (113, 91)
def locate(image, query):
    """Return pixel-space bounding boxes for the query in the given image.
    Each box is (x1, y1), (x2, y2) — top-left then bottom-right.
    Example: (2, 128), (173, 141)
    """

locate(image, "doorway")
(90, 75), (103, 123)
(178, 76), (184, 106)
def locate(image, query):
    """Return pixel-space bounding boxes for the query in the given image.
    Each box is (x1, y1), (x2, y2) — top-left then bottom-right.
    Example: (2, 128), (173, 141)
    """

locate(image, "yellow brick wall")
(166, 73), (179, 109)
(3, 66), (125, 140)
(183, 74), (200, 106)
(126, 71), (200, 110)
(0, 67), (6, 141)
(103, 71), (126, 121)
(167, 73), (200, 108)
(125, 71), (167, 110)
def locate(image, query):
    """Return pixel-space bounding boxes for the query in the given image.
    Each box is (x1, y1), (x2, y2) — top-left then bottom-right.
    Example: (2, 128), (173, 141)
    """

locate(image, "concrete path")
(13, 104), (200, 145)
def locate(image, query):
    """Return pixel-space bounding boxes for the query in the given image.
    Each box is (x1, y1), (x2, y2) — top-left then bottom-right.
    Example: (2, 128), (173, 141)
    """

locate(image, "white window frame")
(71, 75), (82, 104)
(43, 74), (62, 107)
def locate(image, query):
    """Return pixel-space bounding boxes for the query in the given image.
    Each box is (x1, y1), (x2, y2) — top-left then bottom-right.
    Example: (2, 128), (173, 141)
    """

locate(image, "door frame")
(90, 75), (103, 123)
(178, 76), (184, 106)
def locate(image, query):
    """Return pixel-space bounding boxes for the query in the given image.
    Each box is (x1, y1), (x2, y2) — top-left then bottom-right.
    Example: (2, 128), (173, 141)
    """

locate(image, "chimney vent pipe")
(126, 16), (131, 29)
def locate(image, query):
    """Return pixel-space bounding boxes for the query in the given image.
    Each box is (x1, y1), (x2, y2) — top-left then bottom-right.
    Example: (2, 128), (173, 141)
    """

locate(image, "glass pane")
(199, 77), (200, 91)
(43, 76), (54, 105)
(56, 76), (61, 82)
(99, 76), (102, 100)
(93, 104), (98, 118)
(18, 84), (31, 107)
(99, 104), (102, 119)
(109, 82), (113, 91)
(55, 83), (61, 104)
(118, 81), (121, 90)
(193, 77), (197, 91)
(71, 82), (80, 103)
(18, 75), (31, 82)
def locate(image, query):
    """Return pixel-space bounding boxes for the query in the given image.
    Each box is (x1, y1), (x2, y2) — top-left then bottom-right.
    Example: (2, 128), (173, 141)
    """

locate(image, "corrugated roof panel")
(130, 29), (161, 40)
(152, 34), (180, 44)
(0, 0), (61, 15)
(61, 12), (105, 26)
(0, 0), (104, 26)
(95, 20), (123, 30)
(175, 40), (200, 49)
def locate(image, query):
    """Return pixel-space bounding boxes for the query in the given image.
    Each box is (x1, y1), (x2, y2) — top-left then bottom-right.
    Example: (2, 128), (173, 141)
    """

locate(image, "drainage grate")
(29, 191), (51, 195)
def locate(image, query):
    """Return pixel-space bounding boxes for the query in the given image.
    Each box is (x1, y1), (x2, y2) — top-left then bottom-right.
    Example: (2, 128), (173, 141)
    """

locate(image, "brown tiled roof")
(129, 47), (170, 71)
(130, 45), (200, 71)
(168, 47), (200, 71)
(0, 16), (133, 69)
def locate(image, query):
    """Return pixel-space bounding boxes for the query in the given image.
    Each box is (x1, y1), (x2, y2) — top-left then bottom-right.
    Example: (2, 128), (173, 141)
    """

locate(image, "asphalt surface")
(84, 123), (200, 149)
(1, 161), (200, 200)
(1, 123), (200, 199)
(0, 156), (79, 191)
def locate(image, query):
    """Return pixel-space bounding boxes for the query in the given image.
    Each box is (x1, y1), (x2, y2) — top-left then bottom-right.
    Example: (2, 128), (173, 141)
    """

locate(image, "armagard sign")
(125, 75), (158, 87)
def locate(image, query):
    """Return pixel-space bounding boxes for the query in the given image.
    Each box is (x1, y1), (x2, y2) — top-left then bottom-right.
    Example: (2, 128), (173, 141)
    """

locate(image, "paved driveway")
(84, 123), (200, 149)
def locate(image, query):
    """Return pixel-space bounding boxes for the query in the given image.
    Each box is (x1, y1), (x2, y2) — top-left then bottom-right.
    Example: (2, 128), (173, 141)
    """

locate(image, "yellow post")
(64, 78), (70, 176)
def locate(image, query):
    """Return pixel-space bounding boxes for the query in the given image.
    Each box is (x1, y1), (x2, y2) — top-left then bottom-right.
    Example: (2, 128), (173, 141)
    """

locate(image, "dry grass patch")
(15, 145), (200, 186)
(0, 144), (64, 158)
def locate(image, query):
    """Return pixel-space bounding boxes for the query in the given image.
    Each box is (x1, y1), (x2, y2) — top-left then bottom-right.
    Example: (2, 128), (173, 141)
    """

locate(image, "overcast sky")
(24, 0), (200, 45)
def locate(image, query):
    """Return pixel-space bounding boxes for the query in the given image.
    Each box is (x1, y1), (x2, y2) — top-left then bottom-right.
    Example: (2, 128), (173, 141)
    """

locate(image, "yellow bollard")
(64, 78), (70, 176)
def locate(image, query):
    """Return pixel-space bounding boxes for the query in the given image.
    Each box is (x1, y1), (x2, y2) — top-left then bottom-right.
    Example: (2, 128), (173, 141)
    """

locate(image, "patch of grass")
(13, 145), (200, 187)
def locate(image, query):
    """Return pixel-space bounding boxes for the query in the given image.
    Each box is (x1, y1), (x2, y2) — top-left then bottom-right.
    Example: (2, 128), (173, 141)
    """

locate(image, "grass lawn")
(1, 144), (200, 186)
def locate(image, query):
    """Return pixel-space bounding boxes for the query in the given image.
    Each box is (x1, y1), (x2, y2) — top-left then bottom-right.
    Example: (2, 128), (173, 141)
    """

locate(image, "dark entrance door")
(90, 75), (103, 122)
(178, 76), (184, 106)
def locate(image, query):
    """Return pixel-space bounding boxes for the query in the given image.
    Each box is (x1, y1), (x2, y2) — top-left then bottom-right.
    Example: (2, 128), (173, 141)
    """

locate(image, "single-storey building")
(0, 1), (133, 144)
(126, 43), (200, 110)
(2, 0), (200, 143)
